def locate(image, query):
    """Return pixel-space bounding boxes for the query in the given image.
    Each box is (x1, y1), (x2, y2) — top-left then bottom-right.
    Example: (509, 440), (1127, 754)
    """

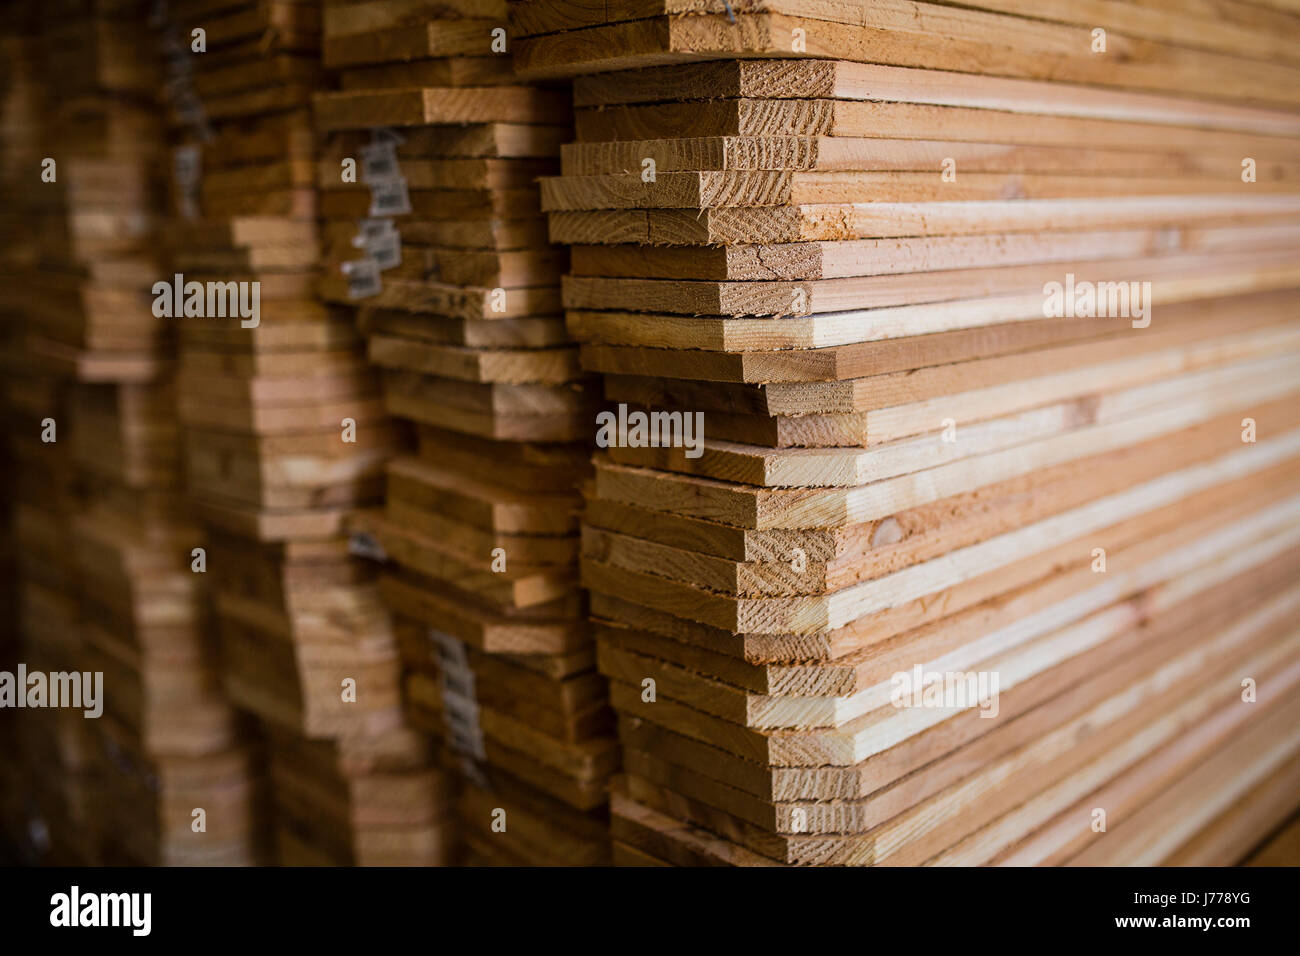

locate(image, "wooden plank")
(567, 59), (1300, 136)
(570, 224), (1300, 280)
(313, 86), (570, 128)
(562, 134), (1300, 178)
(571, 99), (1300, 159)
(574, 287), (1300, 382)
(512, 8), (1300, 110)
(549, 195), (1300, 245)
(590, 386), (1300, 531)
(562, 250), (1300, 320)
(322, 20), (506, 68)
(544, 169), (1293, 211)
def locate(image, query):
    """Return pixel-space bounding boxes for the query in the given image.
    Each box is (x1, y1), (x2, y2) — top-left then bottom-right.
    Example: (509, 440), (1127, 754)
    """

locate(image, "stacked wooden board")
(266, 724), (452, 866)
(314, 0), (616, 865)
(0, 0), (266, 865)
(511, 1), (1300, 865)
(164, 0), (450, 865)
(58, 0), (264, 867)
(70, 379), (264, 866)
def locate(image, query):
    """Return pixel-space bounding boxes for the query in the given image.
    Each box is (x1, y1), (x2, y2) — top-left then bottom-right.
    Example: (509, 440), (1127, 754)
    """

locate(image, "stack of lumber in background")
(314, 0), (615, 865)
(0, 3), (64, 862)
(511, 0), (1300, 865)
(3, 0), (262, 865)
(165, 0), (449, 866)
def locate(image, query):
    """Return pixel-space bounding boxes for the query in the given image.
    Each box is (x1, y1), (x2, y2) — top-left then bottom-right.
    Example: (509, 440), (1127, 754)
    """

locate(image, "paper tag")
(442, 687), (481, 725)
(347, 531), (387, 562)
(352, 219), (402, 270)
(173, 145), (201, 184)
(445, 713), (486, 761)
(459, 754), (491, 790)
(353, 218), (395, 243)
(429, 629), (469, 666)
(26, 816), (50, 854)
(159, 13), (212, 141)
(163, 63), (195, 89)
(442, 687), (486, 760)
(371, 127), (406, 146)
(430, 632), (486, 760)
(369, 230), (401, 270)
(173, 145), (201, 219)
(341, 256), (382, 299)
(450, 734), (487, 765)
(360, 140), (400, 183)
(368, 178), (411, 217)
(439, 663), (476, 702)
(173, 92), (205, 123)
(161, 32), (187, 60)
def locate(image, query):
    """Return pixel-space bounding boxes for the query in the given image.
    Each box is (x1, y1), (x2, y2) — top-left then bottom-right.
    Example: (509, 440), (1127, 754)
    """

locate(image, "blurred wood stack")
(266, 723), (451, 865)
(0, 0), (265, 865)
(164, 0), (450, 865)
(314, 0), (615, 865)
(0, 6), (31, 856)
(511, 0), (1300, 865)
(0, 2), (70, 862)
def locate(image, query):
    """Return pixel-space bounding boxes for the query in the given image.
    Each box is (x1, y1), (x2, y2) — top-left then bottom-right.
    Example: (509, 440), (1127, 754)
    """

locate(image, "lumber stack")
(165, 0), (450, 865)
(0, 0), (266, 865)
(314, 0), (616, 865)
(266, 724), (451, 866)
(4, 0), (125, 865)
(52, 0), (262, 867)
(70, 380), (264, 866)
(4, 0), (1300, 870)
(0, 5), (43, 860)
(511, 1), (1300, 865)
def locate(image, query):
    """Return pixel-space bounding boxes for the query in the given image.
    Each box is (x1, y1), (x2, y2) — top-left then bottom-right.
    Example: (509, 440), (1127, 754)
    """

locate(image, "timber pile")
(164, 0), (453, 865)
(512, 1), (1300, 865)
(0, 8), (42, 859)
(0, 0), (264, 865)
(314, 0), (615, 865)
(3, 0), (1299, 870)
(266, 724), (452, 865)
(70, 380), (263, 866)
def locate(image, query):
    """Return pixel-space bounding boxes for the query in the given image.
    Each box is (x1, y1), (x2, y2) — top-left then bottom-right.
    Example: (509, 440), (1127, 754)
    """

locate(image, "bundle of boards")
(4, 0), (262, 865)
(1, 4), (93, 860)
(510, 0), (1300, 864)
(1, 5), (38, 857)
(313, 0), (616, 865)
(3, 0), (1300, 869)
(163, 0), (448, 865)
